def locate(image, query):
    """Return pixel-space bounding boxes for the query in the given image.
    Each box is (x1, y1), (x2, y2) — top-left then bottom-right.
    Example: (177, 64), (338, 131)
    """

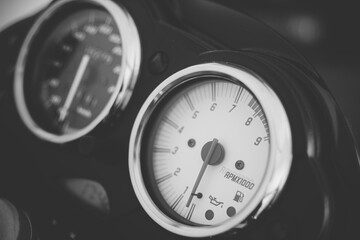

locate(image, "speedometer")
(129, 63), (292, 237)
(14, 0), (141, 143)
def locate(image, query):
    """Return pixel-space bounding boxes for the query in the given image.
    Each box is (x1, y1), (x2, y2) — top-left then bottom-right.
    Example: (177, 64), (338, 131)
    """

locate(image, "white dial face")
(146, 79), (270, 225)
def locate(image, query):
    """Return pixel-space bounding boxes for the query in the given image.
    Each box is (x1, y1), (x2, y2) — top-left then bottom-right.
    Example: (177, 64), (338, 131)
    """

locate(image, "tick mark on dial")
(234, 86), (244, 104)
(211, 82), (216, 102)
(184, 93), (195, 111)
(163, 116), (179, 130)
(153, 147), (171, 153)
(185, 203), (196, 221)
(156, 173), (173, 184)
(171, 194), (184, 210)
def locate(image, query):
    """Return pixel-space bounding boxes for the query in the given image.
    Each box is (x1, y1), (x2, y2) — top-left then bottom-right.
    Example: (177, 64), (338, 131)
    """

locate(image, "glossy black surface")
(0, 0), (359, 239)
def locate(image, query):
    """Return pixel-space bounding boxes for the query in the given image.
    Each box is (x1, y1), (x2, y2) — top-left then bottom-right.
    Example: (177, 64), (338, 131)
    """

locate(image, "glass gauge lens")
(145, 79), (270, 225)
(33, 9), (121, 132)
(129, 63), (292, 237)
(14, 0), (141, 143)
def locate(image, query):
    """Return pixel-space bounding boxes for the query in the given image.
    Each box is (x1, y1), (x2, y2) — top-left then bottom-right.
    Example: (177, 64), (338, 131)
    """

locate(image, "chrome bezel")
(129, 63), (292, 237)
(14, 0), (141, 143)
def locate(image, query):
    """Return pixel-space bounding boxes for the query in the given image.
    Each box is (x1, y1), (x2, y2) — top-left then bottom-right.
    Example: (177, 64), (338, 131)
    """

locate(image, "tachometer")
(129, 63), (292, 237)
(14, 0), (141, 143)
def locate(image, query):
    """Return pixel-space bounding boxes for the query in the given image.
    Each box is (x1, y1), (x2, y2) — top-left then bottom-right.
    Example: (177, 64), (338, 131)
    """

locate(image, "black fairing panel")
(0, 1), (359, 240)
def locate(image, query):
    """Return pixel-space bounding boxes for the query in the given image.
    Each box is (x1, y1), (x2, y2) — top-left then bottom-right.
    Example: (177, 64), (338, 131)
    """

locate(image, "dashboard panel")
(0, 0), (359, 240)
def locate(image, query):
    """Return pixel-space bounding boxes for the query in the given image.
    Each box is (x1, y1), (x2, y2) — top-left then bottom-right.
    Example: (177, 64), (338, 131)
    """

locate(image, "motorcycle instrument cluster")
(1, 0), (359, 239)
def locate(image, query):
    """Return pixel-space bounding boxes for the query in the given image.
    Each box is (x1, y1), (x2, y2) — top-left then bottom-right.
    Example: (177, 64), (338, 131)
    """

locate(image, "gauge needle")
(186, 138), (219, 208)
(59, 54), (90, 122)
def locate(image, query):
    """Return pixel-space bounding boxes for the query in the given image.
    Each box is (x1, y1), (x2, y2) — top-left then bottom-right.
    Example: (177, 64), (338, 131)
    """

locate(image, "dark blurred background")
(218, 0), (360, 147)
(1, 0), (359, 145)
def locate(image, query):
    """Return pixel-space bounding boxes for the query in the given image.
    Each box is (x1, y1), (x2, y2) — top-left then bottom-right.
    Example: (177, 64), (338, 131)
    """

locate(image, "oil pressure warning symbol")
(209, 195), (224, 207)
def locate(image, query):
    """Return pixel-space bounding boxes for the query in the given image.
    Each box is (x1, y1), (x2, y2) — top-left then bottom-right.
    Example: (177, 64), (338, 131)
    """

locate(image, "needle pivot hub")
(201, 140), (225, 166)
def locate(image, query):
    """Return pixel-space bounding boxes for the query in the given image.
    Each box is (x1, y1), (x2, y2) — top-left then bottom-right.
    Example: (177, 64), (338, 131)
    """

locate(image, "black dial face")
(15, 0), (141, 143)
(24, 8), (123, 136)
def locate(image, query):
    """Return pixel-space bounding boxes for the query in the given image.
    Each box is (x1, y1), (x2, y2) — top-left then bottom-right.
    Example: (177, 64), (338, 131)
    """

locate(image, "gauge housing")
(14, 0), (141, 143)
(129, 63), (292, 237)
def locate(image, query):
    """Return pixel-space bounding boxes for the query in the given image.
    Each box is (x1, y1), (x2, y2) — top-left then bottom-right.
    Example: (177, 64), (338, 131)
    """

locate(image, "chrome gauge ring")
(14, 0), (141, 143)
(129, 63), (293, 237)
